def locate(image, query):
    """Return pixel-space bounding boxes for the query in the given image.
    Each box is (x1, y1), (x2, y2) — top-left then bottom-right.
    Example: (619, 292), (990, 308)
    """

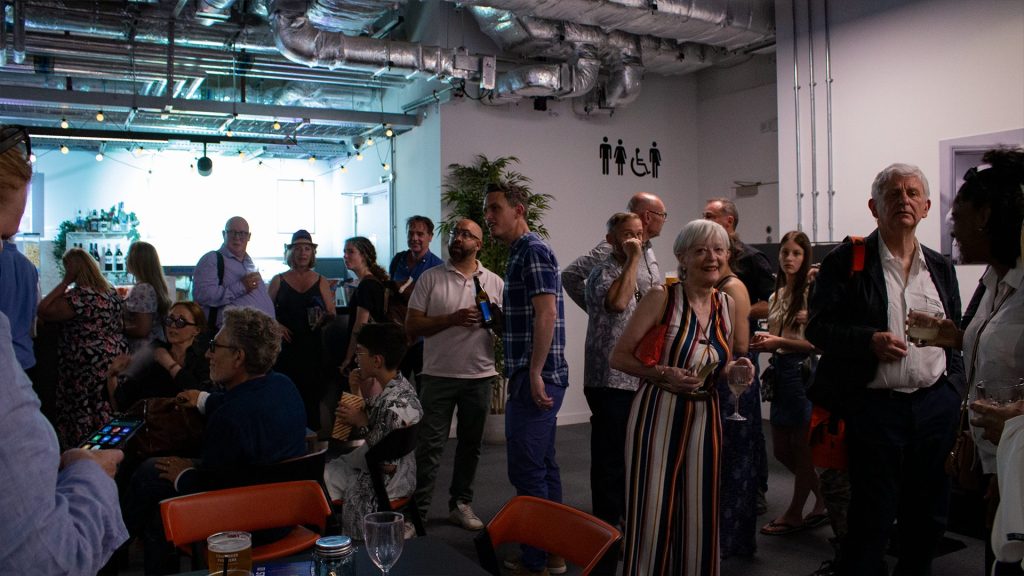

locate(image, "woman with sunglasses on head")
(123, 241), (173, 352)
(269, 229), (336, 431)
(107, 301), (213, 410)
(39, 247), (129, 450)
(0, 125), (129, 573)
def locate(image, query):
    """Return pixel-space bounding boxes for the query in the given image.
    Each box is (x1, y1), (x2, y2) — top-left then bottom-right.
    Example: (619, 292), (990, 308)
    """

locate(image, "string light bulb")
(384, 124), (394, 138)
(238, 150), (245, 159)
(60, 118), (69, 129)
(341, 165), (348, 173)
(382, 162), (390, 171)
(95, 110), (105, 122)
(29, 153), (36, 163)
(356, 152), (363, 161)
(95, 152), (104, 162)
(226, 129), (234, 138)
(272, 120), (281, 130)
(308, 155), (316, 163)
(60, 144), (69, 154)
(366, 137), (374, 147)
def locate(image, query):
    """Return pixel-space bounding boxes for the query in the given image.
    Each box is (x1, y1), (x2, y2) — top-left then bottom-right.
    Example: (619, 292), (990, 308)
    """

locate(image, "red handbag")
(633, 286), (676, 367)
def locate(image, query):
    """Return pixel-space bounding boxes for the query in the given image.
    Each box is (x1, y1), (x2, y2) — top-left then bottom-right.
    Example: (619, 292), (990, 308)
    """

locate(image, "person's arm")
(319, 275), (337, 316)
(561, 242), (611, 311)
(527, 293), (558, 409)
(604, 240), (642, 313)
(719, 278), (751, 356)
(37, 281), (75, 322)
(805, 246), (881, 359)
(268, 273), (282, 303)
(192, 250), (243, 308)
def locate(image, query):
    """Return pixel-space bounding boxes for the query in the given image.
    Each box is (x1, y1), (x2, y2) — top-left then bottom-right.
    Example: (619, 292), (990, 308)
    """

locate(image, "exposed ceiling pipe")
(807, 0), (818, 242)
(0, 1), (7, 67)
(308, 0), (399, 34)
(12, 0), (25, 64)
(452, 0), (774, 50)
(195, 0), (239, 26)
(791, 0), (804, 233)
(824, 0), (836, 242)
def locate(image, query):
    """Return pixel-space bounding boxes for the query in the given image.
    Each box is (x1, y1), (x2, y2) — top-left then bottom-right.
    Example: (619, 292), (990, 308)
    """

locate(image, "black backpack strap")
(207, 251), (226, 328)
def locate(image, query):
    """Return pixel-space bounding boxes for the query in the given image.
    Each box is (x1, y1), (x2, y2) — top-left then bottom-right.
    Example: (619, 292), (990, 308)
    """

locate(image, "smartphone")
(79, 417), (144, 450)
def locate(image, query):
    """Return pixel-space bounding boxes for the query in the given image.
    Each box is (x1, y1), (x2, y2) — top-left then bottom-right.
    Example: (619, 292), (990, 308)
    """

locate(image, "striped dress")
(624, 283), (732, 576)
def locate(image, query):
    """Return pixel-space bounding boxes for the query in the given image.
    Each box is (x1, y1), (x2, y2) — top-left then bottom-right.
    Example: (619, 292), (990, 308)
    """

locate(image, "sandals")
(760, 513), (830, 536)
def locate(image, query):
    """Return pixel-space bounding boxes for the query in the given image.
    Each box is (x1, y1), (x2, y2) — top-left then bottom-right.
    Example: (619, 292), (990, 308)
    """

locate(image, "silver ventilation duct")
(308, 0), (398, 34)
(455, 0), (773, 51)
(195, 0), (239, 26)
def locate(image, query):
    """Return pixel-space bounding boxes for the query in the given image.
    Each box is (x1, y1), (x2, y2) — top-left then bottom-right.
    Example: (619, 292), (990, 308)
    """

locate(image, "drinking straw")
(222, 555), (228, 576)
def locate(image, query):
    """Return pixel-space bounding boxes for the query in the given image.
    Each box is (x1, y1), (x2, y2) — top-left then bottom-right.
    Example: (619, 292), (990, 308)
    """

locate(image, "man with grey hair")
(194, 216), (275, 329)
(582, 211), (650, 575)
(806, 163), (962, 576)
(562, 192), (665, 311)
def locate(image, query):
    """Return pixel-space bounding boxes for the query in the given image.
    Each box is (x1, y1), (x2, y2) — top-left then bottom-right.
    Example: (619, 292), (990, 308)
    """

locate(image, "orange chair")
(474, 495), (621, 576)
(160, 480), (331, 568)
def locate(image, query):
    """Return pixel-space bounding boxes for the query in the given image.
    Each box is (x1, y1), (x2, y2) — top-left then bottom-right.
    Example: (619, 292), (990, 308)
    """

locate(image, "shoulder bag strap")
(207, 251), (226, 329)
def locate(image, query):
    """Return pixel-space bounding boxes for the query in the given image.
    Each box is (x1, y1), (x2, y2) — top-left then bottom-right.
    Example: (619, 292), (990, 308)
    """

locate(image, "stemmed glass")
(726, 363), (753, 422)
(363, 511), (404, 576)
(976, 378), (1024, 405)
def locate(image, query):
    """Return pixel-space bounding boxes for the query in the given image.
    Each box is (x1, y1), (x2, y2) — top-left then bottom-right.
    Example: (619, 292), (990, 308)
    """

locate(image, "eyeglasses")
(449, 228), (481, 241)
(208, 340), (239, 353)
(224, 230), (251, 239)
(0, 125), (31, 158)
(646, 209), (668, 220)
(163, 315), (198, 329)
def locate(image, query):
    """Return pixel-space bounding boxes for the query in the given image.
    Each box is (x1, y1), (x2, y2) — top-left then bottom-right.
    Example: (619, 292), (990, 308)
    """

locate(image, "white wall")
(776, 0), (1024, 249)
(439, 74), (701, 424)
(697, 55), (780, 243)
(395, 89), (444, 256)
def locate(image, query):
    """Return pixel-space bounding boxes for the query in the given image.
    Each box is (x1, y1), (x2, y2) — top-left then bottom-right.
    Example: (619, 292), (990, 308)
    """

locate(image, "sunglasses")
(0, 125), (31, 158)
(163, 315), (198, 329)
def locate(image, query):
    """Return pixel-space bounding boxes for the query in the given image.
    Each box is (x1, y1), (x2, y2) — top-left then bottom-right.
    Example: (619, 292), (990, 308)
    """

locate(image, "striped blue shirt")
(502, 232), (568, 386)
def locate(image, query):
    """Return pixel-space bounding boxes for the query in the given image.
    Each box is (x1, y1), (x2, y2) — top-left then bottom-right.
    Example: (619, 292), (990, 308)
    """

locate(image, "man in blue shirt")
(484, 182), (568, 576)
(389, 215), (444, 382)
(0, 239), (38, 371)
(193, 216), (275, 328)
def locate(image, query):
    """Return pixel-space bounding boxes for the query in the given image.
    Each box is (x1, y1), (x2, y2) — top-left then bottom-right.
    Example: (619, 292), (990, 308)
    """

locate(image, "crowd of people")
(1, 122), (1022, 576)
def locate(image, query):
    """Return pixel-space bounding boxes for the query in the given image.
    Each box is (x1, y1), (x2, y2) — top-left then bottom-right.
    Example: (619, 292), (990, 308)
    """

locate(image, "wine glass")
(726, 364), (752, 422)
(307, 306), (324, 330)
(363, 511), (404, 576)
(976, 378), (1024, 405)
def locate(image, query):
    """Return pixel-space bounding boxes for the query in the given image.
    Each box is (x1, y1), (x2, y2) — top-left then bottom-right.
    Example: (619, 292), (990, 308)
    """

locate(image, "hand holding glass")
(364, 512), (404, 576)
(725, 362), (753, 422)
(906, 307), (944, 345)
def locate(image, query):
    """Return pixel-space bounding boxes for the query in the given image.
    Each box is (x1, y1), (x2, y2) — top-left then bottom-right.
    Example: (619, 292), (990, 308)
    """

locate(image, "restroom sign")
(600, 137), (661, 178)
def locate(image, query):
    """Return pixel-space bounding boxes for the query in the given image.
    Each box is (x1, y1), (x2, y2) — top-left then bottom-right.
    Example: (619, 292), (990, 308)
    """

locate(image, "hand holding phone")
(79, 417), (144, 451)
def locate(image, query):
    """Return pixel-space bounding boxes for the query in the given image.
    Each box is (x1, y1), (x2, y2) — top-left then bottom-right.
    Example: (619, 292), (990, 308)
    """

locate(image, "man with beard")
(406, 219), (504, 531)
(390, 215), (444, 381)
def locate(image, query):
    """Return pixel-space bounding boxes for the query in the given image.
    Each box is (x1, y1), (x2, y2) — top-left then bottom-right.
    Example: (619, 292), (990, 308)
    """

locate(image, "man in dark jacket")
(806, 163), (963, 576)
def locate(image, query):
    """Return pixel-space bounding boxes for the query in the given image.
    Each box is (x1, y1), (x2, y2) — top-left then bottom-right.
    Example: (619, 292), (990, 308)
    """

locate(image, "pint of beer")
(206, 531), (252, 575)
(332, 392), (365, 441)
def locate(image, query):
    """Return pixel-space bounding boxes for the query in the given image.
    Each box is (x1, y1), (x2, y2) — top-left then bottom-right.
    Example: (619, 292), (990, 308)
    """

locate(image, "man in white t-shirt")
(406, 218), (504, 531)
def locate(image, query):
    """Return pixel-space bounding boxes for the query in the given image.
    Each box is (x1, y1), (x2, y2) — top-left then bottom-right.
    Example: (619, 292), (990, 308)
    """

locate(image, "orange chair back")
(479, 496), (621, 575)
(160, 480), (331, 562)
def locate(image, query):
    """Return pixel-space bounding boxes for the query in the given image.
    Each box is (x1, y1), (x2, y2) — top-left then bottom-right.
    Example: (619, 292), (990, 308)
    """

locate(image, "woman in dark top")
(268, 229), (336, 429)
(338, 236), (389, 381)
(107, 301), (212, 410)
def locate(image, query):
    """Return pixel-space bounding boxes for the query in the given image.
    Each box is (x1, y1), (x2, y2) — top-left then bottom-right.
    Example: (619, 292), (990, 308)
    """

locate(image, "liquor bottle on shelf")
(114, 245), (125, 273)
(103, 245), (114, 273)
(473, 276), (494, 329)
(89, 243), (100, 261)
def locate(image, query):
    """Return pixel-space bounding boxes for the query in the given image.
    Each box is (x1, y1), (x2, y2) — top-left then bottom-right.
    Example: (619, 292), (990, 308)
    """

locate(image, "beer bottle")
(473, 276), (494, 329)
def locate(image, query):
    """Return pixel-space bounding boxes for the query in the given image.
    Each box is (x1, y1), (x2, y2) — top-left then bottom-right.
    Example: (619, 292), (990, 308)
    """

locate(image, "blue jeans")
(505, 372), (566, 570)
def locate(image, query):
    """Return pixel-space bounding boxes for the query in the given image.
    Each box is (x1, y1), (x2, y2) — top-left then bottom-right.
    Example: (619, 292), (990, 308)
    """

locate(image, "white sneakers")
(448, 502), (485, 531)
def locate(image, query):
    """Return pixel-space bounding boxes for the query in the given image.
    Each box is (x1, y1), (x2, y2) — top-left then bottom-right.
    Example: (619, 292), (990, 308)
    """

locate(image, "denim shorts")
(769, 352), (812, 427)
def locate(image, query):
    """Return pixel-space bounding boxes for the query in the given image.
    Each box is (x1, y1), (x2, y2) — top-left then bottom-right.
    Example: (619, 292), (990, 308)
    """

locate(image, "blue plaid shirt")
(502, 232), (568, 386)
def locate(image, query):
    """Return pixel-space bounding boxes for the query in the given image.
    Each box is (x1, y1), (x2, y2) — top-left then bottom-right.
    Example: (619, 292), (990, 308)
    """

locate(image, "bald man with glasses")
(193, 216), (275, 329)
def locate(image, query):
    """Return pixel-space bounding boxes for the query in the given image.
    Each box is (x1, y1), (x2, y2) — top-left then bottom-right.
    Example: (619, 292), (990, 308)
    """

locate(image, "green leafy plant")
(440, 154), (553, 414)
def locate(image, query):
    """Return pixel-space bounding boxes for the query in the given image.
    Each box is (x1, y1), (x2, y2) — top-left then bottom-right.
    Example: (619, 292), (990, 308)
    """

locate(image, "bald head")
(222, 216), (251, 258)
(627, 192), (667, 239)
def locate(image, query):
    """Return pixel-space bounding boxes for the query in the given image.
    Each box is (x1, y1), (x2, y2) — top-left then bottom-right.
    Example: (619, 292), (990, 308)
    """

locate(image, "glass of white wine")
(726, 363), (752, 422)
(363, 512), (404, 576)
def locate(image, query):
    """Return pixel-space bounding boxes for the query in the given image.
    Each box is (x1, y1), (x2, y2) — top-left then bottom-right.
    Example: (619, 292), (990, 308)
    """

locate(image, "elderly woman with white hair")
(612, 219), (753, 576)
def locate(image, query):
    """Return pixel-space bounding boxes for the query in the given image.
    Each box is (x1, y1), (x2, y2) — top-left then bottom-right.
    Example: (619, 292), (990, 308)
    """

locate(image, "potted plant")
(439, 155), (553, 434)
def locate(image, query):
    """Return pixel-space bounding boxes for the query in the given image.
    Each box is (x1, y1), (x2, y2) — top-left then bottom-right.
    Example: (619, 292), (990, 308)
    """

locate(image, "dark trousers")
(838, 380), (959, 576)
(505, 373), (565, 571)
(124, 458), (181, 575)
(414, 374), (495, 518)
(584, 386), (635, 575)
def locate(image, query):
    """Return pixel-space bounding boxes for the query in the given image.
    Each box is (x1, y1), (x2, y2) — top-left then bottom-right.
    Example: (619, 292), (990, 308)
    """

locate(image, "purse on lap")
(125, 397), (205, 458)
